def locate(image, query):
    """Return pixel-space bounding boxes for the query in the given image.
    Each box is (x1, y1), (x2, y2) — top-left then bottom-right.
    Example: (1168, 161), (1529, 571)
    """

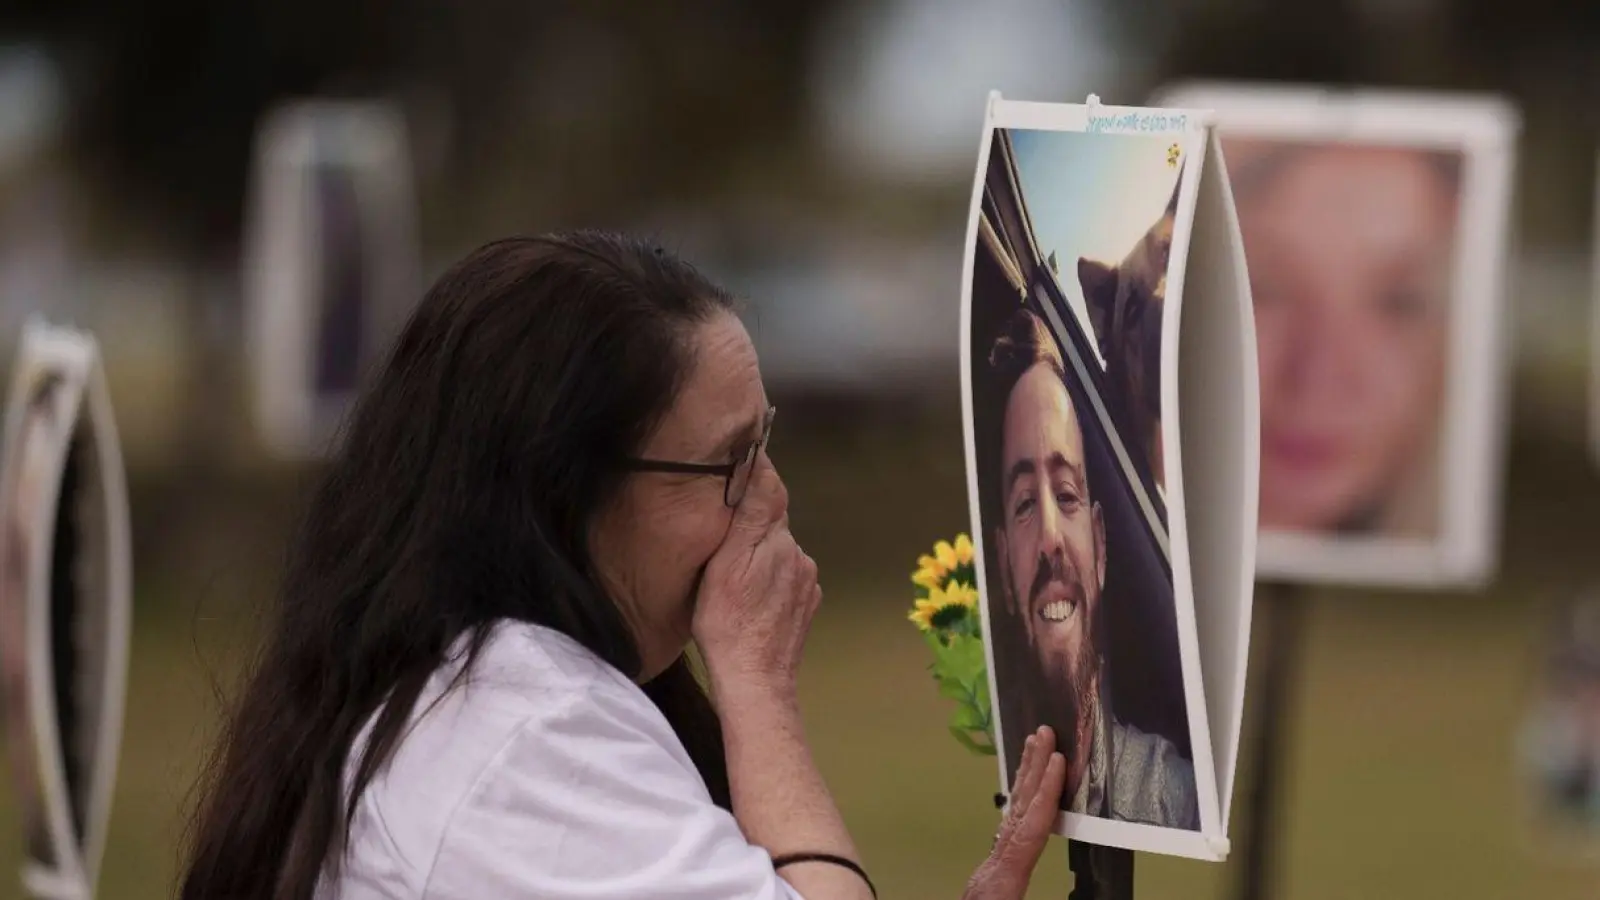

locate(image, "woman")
(181, 232), (1067, 899)
(1226, 139), (1462, 537)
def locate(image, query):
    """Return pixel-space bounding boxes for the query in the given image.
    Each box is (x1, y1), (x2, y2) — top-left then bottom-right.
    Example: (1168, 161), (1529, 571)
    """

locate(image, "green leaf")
(949, 725), (998, 757)
(951, 615), (980, 641)
(938, 667), (977, 698)
(949, 725), (986, 754)
(938, 635), (987, 685)
(952, 702), (986, 730)
(934, 675), (966, 701)
(952, 632), (987, 664)
(910, 592), (1000, 757)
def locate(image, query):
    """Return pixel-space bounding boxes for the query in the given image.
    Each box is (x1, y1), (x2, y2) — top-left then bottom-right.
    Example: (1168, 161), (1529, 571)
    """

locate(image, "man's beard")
(1023, 560), (1100, 776)
(1022, 634), (1099, 773)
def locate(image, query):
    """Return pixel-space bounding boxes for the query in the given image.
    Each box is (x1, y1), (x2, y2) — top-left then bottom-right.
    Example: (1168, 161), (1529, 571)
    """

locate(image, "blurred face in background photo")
(1228, 140), (1462, 535)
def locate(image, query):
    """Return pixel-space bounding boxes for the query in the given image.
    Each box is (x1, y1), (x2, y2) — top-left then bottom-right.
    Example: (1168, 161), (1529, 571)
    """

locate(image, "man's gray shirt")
(1068, 675), (1200, 830)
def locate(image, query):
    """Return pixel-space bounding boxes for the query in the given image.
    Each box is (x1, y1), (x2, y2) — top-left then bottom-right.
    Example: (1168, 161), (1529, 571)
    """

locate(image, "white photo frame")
(243, 98), (421, 459)
(0, 318), (132, 900)
(1151, 81), (1521, 590)
(960, 92), (1258, 861)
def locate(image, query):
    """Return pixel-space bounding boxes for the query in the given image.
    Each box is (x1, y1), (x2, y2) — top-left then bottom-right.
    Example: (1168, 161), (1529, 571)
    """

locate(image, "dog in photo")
(1076, 172), (1180, 492)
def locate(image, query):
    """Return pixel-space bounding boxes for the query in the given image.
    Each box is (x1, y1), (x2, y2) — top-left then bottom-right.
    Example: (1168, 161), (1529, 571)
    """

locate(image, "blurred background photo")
(0, 359), (70, 878)
(1227, 138), (1462, 541)
(1156, 80), (1519, 595)
(243, 100), (420, 460)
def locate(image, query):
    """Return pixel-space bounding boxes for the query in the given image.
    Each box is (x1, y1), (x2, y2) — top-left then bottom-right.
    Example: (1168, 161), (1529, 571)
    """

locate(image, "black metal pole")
(1068, 840), (1134, 899)
(1231, 582), (1308, 900)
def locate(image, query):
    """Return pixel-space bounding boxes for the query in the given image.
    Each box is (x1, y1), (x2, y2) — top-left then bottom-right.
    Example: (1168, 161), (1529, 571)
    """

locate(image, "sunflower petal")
(947, 581), (979, 608)
(908, 601), (935, 631)
(954, 533), (974, 565)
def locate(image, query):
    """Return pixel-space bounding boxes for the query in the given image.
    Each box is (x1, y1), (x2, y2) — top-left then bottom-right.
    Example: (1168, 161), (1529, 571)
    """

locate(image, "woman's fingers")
(986, 727), (1067, 885)
(991, 727), (1045, 857)
(692, 459), (818, 696)
(1023, 752), (1068, 837)
(1010, 727), (1051, 820)
(728, 454), (787, 542)
(965, 742), (1066, 900)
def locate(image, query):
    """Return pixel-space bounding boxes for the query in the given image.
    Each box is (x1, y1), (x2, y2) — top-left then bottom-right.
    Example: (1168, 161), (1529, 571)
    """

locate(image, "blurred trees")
(0, 0), (849, 258)
(1, 0), (1598, 514)
(0, 0), (853, 491)
(1151, 0), (1600, 248)
(5, 0), (1597, 252)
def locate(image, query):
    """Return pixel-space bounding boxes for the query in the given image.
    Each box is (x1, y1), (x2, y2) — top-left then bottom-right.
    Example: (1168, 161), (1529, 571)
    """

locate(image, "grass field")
(3, 403), (1600, 898)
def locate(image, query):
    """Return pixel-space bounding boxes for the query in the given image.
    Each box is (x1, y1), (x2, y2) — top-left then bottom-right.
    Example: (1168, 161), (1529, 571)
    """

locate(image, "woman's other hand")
(963, 726), (1069, 900)
(692, 452), (820, 702)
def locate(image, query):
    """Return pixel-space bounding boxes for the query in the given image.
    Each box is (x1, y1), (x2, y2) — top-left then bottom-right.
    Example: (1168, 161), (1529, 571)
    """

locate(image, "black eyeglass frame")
(621, 406), (776, 507)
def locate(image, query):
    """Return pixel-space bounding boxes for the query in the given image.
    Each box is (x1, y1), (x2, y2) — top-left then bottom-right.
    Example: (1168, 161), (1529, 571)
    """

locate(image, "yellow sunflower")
(907, 595), (941, 631)
(907, 532), (995, 756)
(944, 579), (978, 609)
(908, 580), (980, 632)
(911, 534), (976, 591)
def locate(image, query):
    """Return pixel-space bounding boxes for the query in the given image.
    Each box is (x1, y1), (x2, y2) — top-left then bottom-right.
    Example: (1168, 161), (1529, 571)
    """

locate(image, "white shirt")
(315, 620), (804, 900)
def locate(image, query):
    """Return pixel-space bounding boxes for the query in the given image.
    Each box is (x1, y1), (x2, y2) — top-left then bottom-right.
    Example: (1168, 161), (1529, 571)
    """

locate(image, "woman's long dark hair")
(181, 232), (739, 900)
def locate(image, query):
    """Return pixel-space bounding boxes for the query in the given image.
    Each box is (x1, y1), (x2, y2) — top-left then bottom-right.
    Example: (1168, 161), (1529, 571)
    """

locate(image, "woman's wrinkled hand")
(962, 725), (1069, 900)
(691, 452), (820, 702)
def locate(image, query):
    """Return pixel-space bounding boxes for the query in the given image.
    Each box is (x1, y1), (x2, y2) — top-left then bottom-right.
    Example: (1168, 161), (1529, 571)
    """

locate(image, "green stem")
(958, 680), (994, 741)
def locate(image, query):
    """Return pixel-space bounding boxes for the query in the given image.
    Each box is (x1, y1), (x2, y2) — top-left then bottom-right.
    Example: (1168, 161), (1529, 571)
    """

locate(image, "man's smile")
(1036, 583), (1080, 623)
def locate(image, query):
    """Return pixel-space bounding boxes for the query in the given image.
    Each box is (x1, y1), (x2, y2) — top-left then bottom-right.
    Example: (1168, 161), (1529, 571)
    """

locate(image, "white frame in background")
(0, 319), (132, 900)
(1152, 81), (1520, 590)
(243, 98), (420, 459)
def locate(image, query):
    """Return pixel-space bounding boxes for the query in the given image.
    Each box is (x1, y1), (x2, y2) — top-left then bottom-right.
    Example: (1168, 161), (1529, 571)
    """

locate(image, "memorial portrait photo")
(966, 125), (1200, 834)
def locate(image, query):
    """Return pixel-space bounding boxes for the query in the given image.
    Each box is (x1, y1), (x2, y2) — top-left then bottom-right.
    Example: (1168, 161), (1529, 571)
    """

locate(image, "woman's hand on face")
(692, 452), (820, 703)
(963, 726), (1069, 900)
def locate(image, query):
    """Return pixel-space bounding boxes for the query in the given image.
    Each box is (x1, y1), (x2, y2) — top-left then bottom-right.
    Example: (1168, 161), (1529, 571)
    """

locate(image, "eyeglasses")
(622, 406), (776, 507)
